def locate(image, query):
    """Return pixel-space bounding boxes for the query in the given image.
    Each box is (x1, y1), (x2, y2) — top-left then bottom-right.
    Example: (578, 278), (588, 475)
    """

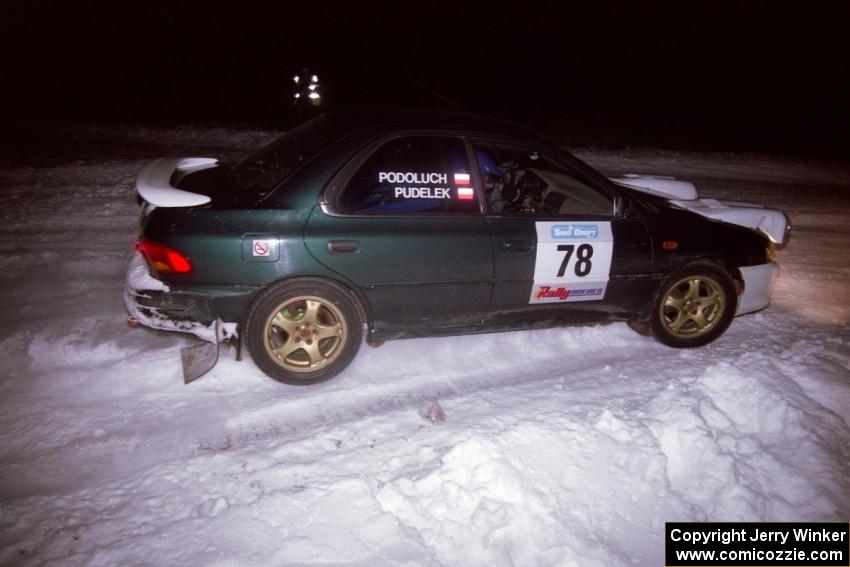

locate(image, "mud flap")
(181, 318), (225, 384)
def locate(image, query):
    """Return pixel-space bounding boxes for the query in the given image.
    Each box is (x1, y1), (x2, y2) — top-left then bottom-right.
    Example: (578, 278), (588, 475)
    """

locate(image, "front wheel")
(245, 280), (362, 384)
(650, 265), (736, 348)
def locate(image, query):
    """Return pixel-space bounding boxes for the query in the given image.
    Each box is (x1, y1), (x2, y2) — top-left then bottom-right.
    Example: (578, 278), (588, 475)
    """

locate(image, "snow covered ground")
(1, 125), (848, 566)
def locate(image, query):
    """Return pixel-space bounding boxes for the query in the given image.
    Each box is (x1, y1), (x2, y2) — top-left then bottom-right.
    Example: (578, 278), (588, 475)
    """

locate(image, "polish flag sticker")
(454, 173), (470, 185)
(457, 187), (475, 200)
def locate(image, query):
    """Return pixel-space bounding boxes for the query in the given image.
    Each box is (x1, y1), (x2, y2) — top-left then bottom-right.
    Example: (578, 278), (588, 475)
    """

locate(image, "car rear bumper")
(737, 262), (780, 315)
(124, 252), (255, 341)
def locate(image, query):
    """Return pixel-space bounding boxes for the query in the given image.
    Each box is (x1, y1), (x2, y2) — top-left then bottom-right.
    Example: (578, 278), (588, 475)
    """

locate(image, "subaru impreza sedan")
(125, 110), (790, 384)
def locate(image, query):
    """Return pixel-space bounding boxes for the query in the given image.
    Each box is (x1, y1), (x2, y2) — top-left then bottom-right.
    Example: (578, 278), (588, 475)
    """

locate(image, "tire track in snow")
(8, 312), (846, 500)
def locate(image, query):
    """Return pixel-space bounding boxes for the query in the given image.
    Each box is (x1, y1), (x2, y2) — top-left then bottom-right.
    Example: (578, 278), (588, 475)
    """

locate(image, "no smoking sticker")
(242, 235), (278, 262)
(252, 240), (271, 257)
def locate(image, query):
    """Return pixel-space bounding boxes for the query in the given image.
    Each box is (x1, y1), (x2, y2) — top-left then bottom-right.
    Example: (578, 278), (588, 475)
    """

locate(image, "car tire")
(245, 279), (362, 384)
(650, 264), (736, 348)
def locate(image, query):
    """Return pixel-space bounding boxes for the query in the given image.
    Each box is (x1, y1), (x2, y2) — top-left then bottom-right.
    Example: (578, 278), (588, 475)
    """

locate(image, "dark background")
(4, 1), (849, 157)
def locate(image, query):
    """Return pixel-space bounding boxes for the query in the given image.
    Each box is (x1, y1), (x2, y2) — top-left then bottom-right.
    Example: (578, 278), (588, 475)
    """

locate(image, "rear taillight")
(136, 239), (193, 274)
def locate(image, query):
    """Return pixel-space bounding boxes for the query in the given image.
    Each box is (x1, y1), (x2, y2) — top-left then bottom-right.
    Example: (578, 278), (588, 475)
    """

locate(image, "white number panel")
(530, 221), (614, 303)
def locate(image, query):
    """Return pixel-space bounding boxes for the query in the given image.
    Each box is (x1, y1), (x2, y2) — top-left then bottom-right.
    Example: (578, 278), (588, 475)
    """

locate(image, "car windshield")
(230, 116), (338, 196)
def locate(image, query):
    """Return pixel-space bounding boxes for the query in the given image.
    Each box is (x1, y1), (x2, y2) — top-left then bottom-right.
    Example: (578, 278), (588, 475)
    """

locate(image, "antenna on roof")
(405, 76), (468, 113)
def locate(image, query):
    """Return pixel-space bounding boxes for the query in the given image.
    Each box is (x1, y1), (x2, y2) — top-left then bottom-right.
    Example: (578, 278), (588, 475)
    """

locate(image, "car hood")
(667, 198), (790, 245)
(611, 174), (790, 246)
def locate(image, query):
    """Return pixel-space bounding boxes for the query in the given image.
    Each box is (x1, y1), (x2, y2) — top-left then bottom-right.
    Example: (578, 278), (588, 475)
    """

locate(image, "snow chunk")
(377, 422), (671, 567)
(124, 251), (168, 293)
(417, 398), (446, 424)
(197, 497), (229, 518)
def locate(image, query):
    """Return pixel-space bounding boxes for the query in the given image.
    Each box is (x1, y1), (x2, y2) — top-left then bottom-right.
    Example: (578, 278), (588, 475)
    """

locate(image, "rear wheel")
(246, 280), (362, 384)
(650, 264), (736, 348)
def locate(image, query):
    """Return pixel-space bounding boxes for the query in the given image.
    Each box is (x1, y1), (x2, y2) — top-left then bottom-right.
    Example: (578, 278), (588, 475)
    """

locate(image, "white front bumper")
(737, 262), (780, 315)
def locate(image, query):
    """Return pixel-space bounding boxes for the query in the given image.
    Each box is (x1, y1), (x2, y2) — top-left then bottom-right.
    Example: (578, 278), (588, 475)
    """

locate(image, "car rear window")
(230, 117), (341, 197)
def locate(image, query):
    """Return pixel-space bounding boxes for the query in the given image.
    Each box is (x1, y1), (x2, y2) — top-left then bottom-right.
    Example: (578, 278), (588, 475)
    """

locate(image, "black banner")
(665, 522), (849, 566)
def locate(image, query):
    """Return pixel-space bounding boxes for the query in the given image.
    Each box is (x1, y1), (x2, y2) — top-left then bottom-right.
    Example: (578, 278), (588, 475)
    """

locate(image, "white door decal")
(530, 221), (613, 303)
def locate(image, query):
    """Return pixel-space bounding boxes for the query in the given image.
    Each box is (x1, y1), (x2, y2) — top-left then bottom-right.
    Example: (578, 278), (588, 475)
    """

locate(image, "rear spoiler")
(136, 157), (218, 207)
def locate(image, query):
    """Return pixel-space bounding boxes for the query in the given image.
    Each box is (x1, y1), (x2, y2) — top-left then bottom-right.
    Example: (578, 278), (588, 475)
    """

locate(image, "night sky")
(5, 1), (849, 156)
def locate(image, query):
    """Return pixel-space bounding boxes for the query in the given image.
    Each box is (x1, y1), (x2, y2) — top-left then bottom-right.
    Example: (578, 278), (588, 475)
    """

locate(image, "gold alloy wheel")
(263, 295), (346, 373)
(659, 275), (727, 339)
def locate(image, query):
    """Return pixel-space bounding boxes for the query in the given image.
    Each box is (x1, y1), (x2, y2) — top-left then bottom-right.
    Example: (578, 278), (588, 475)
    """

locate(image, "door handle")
(501, 239), (534, 253)
(327, 240), (360, 254)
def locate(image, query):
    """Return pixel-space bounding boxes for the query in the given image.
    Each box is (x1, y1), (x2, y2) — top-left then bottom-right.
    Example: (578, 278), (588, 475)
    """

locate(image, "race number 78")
(557, 244), (593, 277)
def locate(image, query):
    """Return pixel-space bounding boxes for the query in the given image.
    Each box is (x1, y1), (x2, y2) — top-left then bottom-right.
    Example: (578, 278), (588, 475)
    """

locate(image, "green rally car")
(125, 110), (790, 384)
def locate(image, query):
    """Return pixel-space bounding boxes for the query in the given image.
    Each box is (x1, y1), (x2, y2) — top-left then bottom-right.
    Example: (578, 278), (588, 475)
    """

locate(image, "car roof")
(318, 108), (542, 139)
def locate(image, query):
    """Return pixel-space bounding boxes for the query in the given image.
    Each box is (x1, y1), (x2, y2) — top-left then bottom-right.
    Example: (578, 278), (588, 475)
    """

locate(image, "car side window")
(473, 142), (612, 216)
(337, 136), (479, 214)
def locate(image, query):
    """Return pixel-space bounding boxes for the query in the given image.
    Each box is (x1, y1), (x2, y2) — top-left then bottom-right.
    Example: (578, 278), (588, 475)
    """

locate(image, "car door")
(473, 139), (653, 324)
(304, 135), (493, 332)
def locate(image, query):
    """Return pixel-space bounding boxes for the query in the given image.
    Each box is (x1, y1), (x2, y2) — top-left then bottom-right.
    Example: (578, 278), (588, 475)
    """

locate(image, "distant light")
(293, 75), (300, 84)
(308, 92), (320, 99)
(308, 83), (317, 91)
(311, 74), (318, 82)
(293, 92), (301, 99)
